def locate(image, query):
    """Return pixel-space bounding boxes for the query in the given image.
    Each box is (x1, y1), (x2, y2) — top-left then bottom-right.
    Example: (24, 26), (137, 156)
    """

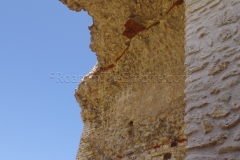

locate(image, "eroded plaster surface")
(184, 0), (240, 159)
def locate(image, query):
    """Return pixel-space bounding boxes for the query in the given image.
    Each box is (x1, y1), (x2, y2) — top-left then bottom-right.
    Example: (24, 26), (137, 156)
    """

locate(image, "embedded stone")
(210, 88), (220, 94)
(234, 34), (240, 43)
(215, 9), (238, 27)
(233, 25), (238, 34)
(223, 48), (240, 58)
(210, 77), (240, 94)
(201, 119), (213, 134)
(221, 2), (227, 9)
(186, 131), (229, 149)
(200, 50), (213, 59)
(217, 28), (232, 42)
(219, 142), (240, 153)
(185, 101), (209, 112)
(206, 36), (213, 47)
(215, 45), (229, 52)
(234, 129), (240, 141)
(198, 29), (210, 38)
(186, 62), (209, 75)
(185, 42), (201, 55)
(206, 103), (230, 118)
(232, 101), (240, 110)
(194, 111), (204, 124)
(208, 61), (229, 75)
(184, 111), (203, 124)
(184, 93), (207, 102)
(185, 75), (202, 84)
(185, 77), (214, 93)
(234, 55), (240, 61)
(185, 56), (195, 67)
(221, 70), (240, 80)
(217, 92), (231, 102)
(209, 0), (221, 8)
(186, 0), (214, 14)
(184, 114), (194, 123)
(231, 0), (240, 5)
(220, 114), (240, 129)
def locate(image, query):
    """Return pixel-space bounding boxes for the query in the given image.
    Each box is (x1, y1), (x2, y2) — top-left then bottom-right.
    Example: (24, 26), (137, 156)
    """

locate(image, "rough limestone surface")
(60, 0), (240, 159)
(185, 0), (240, 159)
(60, 0), (186, 159)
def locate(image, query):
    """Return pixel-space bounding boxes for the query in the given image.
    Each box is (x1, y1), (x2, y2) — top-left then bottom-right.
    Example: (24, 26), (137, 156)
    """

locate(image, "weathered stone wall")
(60, 0), (240, 159)
(60, 0), (187, 159)
(184, 0), (240, 159)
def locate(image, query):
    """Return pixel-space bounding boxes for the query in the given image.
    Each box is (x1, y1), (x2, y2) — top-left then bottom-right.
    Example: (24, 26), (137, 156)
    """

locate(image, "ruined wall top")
(60, 0), (186, 159)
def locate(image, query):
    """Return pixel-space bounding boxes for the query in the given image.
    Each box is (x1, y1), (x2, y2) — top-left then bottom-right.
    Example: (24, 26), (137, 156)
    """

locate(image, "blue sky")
(0, 1), (96, 159)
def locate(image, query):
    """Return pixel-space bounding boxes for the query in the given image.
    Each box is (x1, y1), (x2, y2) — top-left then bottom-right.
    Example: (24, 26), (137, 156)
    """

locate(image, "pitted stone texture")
(61, 0), (186, 159)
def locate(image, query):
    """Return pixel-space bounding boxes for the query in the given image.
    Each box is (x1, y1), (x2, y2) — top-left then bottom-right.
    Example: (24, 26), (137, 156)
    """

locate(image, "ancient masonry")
(60, 0), (240, 159)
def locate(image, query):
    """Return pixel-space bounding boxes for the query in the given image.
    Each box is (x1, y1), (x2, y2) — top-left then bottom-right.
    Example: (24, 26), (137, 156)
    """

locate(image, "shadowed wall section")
(60, 0), (186, 159)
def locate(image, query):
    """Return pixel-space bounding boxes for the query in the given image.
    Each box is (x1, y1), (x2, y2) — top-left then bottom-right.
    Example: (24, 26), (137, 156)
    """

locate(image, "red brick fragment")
(122, 19), (145, 39)
(117, 155), (123, 159)
(153, 145), (161, 149)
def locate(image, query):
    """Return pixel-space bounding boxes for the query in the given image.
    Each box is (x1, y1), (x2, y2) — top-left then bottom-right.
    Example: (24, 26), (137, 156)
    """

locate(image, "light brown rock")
(201, 119), (213, 134)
